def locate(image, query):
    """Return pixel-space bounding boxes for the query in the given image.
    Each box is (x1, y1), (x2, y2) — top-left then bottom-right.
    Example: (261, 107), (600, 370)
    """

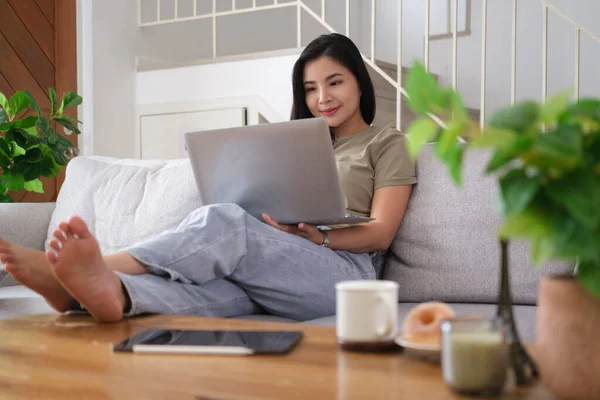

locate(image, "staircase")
(137, 0), (600, 130)
(370, 61), (480, 132)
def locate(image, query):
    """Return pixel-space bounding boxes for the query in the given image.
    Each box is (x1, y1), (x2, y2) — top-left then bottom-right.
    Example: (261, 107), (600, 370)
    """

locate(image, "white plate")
(395, 336), (441, 362)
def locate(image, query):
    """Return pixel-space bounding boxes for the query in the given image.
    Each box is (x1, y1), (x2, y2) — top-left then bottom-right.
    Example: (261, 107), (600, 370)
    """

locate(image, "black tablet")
(112, 329), (303, 355)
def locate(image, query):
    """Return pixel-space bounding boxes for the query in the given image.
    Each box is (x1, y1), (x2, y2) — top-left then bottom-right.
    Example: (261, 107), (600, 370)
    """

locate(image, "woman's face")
(302, 56), (363, 129)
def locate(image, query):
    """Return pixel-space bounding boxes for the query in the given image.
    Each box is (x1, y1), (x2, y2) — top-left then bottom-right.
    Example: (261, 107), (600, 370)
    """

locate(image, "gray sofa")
(0, 145), (572, 342)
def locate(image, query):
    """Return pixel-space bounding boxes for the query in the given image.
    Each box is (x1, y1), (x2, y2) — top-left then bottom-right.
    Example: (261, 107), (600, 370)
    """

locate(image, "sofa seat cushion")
(302, 303), (538, 342)
(48, 157), (202, 254)
(384, 144), (573, 305)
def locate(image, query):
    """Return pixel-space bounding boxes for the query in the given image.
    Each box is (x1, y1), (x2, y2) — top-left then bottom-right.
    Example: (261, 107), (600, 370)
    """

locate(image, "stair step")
(373, 95), (481, 133)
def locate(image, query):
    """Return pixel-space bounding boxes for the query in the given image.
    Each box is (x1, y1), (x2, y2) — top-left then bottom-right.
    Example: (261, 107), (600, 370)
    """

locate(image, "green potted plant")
(0, 89), (82, 202)
(404, 61), (599, 399)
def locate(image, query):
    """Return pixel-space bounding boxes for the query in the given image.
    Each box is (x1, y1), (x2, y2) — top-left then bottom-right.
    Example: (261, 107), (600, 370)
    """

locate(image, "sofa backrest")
(50, 156), (203, 255)
(383, 144), (573, 305)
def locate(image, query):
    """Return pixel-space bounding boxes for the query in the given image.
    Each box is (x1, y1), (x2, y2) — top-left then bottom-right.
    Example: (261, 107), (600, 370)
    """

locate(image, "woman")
(0, 34), (416, 323)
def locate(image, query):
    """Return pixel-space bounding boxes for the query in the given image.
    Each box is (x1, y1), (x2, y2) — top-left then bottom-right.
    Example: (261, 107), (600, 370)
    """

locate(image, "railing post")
(371, 0), (376, 62)
(424, 0), (430, 69)
(480, 0), (487, 128)
(212, 0), (217, 58)
(297, 1), (301, 47)
(397, 0), (403, 131)
(346, 0), (350, 37)
(452, 0), (458, 89)
(511, 0), (517, 104)
(542, 4), (548, 103)
(574, 28), (580, 99)
(157, 0), (162, 21)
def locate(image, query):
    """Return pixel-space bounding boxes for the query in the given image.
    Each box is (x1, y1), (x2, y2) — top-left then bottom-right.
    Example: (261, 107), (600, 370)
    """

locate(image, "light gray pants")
(116, 204), (376, 321)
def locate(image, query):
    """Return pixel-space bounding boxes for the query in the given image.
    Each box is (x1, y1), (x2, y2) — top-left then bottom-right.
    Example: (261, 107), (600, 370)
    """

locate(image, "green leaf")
(0, 190), (13, 203)
(445, 145), (464, 186)
(53, 135), (74, 153)
(10, 141), (26, 157)
(498, 209), (552, 239)
(486, 135), (534, 173)
(488, 101), (539, 134)
(24, 90), (42, 117)
(54, 117), (81, 135)
(0, 171), (25, 192)
(578, 260), (600, 300)
(498, 169), (542, 217)
(551, 216), (598, 261)
(0, 92), (10, 116)
(16, 146), (44, 164)
(58, 115), (83, 124)
(406, 118), (439, 160)
(23, 178), (44, 194)
(36, 117), (59, 145)
(0, 137), (10, 157)
(561, 98), (600, 124)
(524, 124), (582, 171)
(0, 108), (6, 125)
(60, 92), (82, 112)
(540, 90), (572, 124)
(472, 127), (517, 149)
(49, 88), (58, 116)
(530, 234), (556, 267)
(13, 145), (60, 180)
(9, 92), (29, 117)
(406, 61), (446, 115)
(13, 115), (37, 129)
(6, 128), (39, 149)
(545, 170), (600, 230)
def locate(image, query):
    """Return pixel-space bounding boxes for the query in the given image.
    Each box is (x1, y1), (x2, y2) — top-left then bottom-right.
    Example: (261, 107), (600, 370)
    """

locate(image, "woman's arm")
(263, 184), (413, 253)
(325, 185), (413, 252)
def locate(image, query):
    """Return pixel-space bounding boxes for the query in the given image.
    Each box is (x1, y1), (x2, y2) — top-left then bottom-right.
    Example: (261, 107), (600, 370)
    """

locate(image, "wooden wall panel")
(0, 31), (51, 111)
(7, 0), (55, 64)
(0, 72), (13, 96)
(33, 0), (54, 27)
(0, 0), (76, 203)
(52, 0), (77, 197)
(0, 0), (55, 93)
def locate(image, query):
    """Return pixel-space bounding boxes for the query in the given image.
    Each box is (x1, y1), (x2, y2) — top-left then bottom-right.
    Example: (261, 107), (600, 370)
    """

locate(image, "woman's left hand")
(262, 213), (324, 245)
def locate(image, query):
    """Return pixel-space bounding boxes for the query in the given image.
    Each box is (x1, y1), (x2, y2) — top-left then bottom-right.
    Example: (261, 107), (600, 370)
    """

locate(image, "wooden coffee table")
(0, 314), (555, 399)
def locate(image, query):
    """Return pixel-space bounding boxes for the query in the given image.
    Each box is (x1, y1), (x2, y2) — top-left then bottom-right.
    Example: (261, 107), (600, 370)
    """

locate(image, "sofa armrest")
(0, 203), (55, 250)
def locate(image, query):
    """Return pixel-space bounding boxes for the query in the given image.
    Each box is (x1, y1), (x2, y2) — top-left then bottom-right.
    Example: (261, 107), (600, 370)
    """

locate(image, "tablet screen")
(112, 329), (303, 355)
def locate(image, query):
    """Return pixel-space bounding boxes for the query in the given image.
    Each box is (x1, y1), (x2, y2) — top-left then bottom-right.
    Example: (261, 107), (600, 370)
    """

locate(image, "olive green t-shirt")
(334, 125), (417, 217)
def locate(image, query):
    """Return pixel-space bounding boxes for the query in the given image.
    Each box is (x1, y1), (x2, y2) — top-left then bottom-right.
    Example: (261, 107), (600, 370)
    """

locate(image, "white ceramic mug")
(335, 280), (399, 349)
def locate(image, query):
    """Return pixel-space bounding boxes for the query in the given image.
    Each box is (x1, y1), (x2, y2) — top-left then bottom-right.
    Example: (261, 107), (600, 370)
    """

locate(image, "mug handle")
(375, 294), (396, 338)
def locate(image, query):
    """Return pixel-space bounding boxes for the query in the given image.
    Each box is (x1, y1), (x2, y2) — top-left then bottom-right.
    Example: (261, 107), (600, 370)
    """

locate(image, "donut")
(402, 302), (456, 345)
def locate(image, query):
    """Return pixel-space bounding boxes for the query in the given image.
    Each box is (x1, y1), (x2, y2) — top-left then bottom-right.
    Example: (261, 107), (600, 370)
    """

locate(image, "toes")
(1, 254), (14, 264)
(68, 216), (92, 239)
(53, 228), (68, 243)
(46, 250), (58, 265)
(58, 222), (74, 239)
(48, 239), (62, 253)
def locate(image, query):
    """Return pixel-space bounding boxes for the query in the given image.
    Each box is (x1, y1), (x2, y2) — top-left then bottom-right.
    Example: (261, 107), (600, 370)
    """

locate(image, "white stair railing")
(138, 0), (600, 130)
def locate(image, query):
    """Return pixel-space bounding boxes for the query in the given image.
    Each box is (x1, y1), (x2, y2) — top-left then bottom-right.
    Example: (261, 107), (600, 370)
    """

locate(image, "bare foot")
(0, 239), (73, 312)
(48, 216), (127, 323)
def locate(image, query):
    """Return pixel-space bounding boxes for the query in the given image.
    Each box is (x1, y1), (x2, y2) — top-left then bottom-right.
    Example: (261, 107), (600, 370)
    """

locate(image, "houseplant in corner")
(0, 89), (82, 202)
(404, 61), (599, 399)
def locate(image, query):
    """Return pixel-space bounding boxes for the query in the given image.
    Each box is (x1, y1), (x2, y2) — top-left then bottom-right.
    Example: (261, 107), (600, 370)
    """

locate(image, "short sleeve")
(373, 128), (417, 190)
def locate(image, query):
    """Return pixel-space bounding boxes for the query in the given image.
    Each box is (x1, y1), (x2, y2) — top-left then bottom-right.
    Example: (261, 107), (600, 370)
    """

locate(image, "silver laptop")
(184, 117), (373, 226)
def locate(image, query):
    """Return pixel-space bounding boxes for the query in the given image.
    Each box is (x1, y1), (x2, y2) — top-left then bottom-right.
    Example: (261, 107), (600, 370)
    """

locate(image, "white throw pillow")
(47, 156), (203, 254)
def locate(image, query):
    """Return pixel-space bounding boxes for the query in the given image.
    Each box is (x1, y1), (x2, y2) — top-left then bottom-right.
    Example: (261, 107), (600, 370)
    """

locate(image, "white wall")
(137, 55), (298, 119)
(77, 0), (138, 158)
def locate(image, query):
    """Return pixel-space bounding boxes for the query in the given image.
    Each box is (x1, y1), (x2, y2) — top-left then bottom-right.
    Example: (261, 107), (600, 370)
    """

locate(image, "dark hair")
(290, 33), (376, 125)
